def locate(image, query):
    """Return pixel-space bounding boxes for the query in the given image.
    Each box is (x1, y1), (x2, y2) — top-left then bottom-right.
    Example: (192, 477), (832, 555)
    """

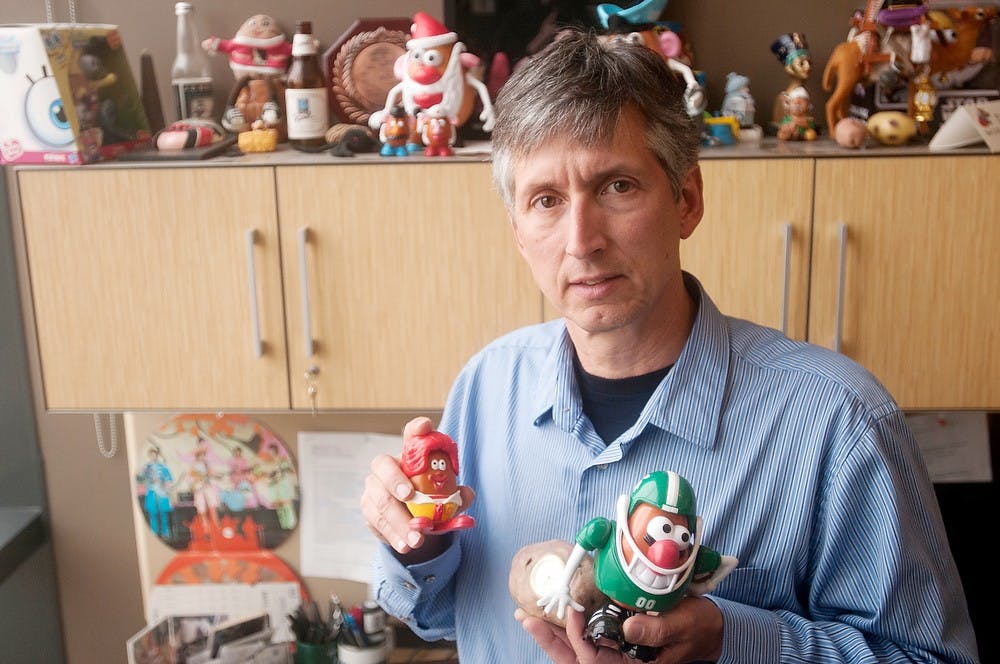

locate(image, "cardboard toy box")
(0, 23), (150, 165)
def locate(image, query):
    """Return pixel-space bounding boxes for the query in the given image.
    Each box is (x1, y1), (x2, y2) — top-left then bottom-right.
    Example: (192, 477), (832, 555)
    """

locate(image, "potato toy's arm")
(536, 543), (587, 620)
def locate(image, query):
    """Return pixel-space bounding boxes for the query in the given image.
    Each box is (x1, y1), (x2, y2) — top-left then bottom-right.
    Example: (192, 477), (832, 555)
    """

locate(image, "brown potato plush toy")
(508, 540), (606, 628)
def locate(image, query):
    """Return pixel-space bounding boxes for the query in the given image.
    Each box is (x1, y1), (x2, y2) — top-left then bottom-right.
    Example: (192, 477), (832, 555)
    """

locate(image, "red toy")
(418, 104), (457, 157)
(400, 431), (474, 534)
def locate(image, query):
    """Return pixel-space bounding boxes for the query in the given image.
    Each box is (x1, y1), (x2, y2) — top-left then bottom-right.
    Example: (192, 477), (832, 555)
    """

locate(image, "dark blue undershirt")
(572, 353), (672, 445)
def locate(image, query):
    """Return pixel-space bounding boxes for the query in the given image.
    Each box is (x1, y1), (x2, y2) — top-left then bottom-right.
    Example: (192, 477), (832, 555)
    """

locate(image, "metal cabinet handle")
(245, 229), (263, 358)
(298, 226), (314, 358)
(781, 223), (792, 336)
(833, 223), (848, 354)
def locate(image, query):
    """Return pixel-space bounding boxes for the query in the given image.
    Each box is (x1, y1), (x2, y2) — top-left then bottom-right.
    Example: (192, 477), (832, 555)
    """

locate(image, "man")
(360, 31), (978, 663)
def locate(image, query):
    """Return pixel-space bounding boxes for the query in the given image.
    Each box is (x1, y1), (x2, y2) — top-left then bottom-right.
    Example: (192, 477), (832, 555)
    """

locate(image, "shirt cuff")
(707, 595), (781, 664)
(372, 539), (461, 639)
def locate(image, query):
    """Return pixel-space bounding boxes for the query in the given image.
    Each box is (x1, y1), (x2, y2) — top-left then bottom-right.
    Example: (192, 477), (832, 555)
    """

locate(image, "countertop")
(7, 135), (996, 172)
(0, 506), (46, 584)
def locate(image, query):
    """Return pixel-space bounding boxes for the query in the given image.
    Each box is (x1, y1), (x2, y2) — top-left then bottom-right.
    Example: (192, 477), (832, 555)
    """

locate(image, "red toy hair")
(400, 431), (460, 477)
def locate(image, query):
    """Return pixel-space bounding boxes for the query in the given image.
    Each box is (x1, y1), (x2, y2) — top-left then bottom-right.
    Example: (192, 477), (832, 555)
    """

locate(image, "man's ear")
(678, 165), (704, 240)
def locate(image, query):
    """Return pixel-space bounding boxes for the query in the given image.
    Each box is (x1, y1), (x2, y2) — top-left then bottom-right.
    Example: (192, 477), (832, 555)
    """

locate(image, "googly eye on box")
(0, 24), (150, 165)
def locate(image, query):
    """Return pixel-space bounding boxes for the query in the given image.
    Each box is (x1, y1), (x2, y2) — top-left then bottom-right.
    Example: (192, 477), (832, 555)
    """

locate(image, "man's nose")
(564, 198), (606, 259)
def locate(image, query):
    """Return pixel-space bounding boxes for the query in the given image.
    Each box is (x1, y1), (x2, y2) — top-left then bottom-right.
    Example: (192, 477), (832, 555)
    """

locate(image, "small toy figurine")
(719, 72), (755, 128)
(400, 431), (475, 535)
(418, 104), (457, 156)
(369, 12), (495, 149)
(538, 471), (737, 662)
(770, 32), (812, 127)
(777, 86), (818, 141)
(867, 110), (916, 145)
(379, 105), (411, 157)
(596, 0), (707, 119)
(833, 117), (869, 148)
(203, 15), (292, 134)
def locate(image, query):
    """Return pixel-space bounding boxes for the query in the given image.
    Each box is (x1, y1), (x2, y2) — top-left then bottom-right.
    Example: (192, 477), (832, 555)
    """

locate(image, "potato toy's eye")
(646, 516), (692, 547)
(25, 72), (74, 147)
(626, 32), (644, 45)
(421, 50), (442, 66)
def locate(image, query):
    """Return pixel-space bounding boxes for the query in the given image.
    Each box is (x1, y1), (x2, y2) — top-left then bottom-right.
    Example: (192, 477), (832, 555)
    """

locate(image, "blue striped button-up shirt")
(374, 277), (978, 663)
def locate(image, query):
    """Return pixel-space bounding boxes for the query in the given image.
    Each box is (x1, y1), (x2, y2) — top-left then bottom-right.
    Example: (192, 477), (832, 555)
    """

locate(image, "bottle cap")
(295, 20), (313, 34)
(175, 2), (192, 15)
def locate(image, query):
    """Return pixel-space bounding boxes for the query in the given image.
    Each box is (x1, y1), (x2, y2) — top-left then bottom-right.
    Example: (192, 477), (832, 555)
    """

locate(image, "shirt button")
(403, 581), (417, 590)
(422, 575), (436, 583)
(598, 463), (608, 470)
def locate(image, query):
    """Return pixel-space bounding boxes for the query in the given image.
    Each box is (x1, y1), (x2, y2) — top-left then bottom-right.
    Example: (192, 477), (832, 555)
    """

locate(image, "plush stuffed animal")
(203, 14), (292, 135)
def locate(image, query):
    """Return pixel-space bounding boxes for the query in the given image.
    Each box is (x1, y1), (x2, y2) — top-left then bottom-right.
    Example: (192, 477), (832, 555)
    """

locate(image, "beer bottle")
(285, 21), (329, 148)
(171, 2), (214, 121)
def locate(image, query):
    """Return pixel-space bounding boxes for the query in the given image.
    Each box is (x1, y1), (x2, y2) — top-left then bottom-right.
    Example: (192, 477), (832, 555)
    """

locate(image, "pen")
(342, 611), (367, 647)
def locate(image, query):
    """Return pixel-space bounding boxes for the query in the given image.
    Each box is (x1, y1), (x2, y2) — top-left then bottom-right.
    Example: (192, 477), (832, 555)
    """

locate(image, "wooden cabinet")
(13, 153), (998, 412)
(683, 159), (814, 340)
(810, 156), (1000, 410)
(16, 162), (540, 411)
(18, 168), (289, 410)
(277, 163), (540, 410)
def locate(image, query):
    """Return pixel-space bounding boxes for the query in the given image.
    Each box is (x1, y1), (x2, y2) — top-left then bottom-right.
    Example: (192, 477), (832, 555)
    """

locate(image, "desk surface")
(0, 506), (46, 584)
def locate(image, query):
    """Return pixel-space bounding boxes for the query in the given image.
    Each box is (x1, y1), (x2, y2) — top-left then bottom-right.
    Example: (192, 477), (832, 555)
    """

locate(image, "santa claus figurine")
(202, 15), (292, 133)
(368, 12), (495, 152)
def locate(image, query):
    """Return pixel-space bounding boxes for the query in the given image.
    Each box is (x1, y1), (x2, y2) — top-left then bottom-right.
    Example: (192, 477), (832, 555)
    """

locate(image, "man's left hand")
(517, 596), (724, 664)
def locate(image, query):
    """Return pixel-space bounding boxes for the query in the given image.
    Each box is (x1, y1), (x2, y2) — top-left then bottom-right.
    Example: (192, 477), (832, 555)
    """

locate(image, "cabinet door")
(278, 163), (542, 410)
(18, 168), (289, 410)
(681, 159), (814, 339)
(810, 156), (1000, 410)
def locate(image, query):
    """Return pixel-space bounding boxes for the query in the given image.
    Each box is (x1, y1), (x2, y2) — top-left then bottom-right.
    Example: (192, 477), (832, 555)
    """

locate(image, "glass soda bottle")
(171, 2), (214, 121)
(285, 21), (329, 148)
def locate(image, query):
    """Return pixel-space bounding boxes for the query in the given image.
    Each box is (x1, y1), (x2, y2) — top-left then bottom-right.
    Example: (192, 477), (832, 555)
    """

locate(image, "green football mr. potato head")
(538, 471), (738, 661)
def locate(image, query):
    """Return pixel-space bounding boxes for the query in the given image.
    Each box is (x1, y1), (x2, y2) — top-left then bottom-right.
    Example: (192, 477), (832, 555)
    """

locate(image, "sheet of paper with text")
(298, 431), (403, 581)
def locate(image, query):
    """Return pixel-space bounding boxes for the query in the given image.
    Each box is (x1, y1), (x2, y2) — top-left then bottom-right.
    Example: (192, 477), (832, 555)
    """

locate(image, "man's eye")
(606, 180), (633, 194)
(532, 195), (558, 209)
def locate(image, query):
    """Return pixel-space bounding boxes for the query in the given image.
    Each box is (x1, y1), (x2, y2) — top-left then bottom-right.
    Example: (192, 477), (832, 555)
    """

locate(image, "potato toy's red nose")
(646, 539), (681, 569)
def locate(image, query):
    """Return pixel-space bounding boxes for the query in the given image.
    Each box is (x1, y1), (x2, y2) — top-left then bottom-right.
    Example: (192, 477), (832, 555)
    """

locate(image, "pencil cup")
(295, 640), (338, 664)
(337, 640), (388, 664)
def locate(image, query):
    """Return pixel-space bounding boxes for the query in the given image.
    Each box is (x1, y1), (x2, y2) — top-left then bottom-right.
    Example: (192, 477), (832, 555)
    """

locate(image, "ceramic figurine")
(538, 471), (737, 662)
(596, 0), (707, 119)
(368, 12), (495, 151)
(770, 32), (812, 127)
(777, 86), (818, 141)
(379, 105), (411, 157)
(203, 15), (291, 134)
(400, 431), (475, 535)
(418, 104), (457, 157)
(720, 72), (755, 128)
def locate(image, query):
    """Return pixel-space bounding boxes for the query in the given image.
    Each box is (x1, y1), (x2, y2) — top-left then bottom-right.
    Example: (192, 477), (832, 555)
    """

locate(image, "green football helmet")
(628, 471), (697, 524)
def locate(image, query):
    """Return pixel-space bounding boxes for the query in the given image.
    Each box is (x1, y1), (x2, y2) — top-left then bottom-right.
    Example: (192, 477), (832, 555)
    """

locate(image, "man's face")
(508, 107), (702, 340)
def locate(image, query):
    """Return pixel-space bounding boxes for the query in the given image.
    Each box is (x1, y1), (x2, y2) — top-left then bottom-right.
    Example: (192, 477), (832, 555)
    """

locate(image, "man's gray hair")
(491, 30), (700, 209)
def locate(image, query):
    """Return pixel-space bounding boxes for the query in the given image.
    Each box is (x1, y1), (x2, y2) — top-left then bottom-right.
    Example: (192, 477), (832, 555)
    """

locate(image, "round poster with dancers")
(134, 414), (299, 551)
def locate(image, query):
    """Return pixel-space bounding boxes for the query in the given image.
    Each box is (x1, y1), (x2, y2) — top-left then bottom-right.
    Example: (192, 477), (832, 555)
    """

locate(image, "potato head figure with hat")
(538, 471), (737, 662)
(368, 12), (495, 152)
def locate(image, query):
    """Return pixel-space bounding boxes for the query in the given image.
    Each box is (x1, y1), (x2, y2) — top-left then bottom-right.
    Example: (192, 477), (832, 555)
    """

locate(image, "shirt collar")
(530, 273), (729, 450)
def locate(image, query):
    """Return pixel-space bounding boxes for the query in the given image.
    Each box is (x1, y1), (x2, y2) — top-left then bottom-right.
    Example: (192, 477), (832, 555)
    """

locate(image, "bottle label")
(285, 88), (329, 139)
(173, 77), (214, 120)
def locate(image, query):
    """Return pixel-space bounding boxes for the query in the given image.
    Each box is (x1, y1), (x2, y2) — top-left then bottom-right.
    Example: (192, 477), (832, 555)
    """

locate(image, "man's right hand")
(360, 417), (474, 563)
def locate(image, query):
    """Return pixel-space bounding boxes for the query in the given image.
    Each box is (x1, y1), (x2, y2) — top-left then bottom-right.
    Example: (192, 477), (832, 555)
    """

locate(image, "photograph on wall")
(133, 414), (300, 551)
